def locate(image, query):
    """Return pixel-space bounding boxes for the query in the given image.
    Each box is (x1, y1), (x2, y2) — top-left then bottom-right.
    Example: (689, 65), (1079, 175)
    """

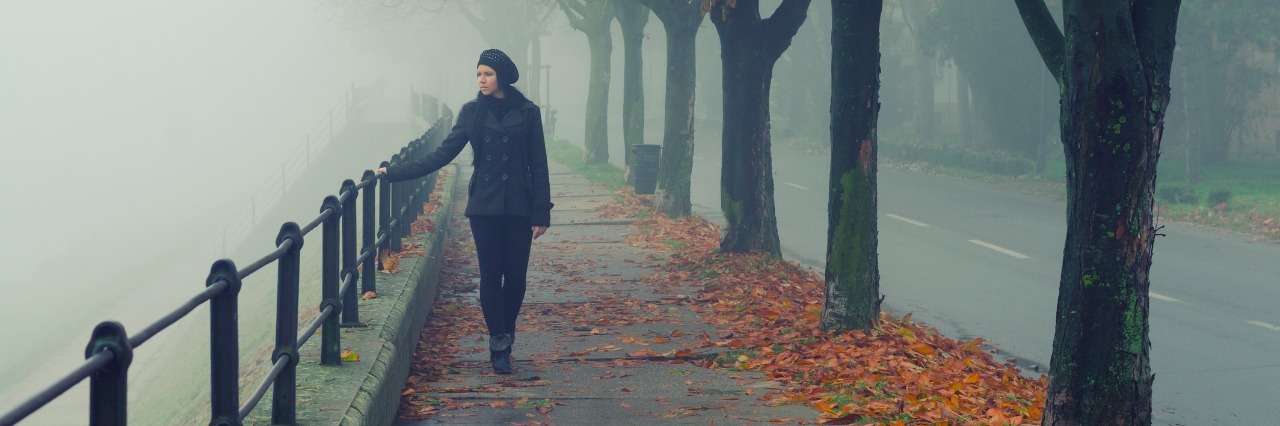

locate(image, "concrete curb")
(341, 163), (458, 426)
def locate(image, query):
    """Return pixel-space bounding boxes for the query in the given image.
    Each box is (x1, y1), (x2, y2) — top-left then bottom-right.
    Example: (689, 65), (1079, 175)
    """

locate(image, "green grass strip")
(546, 137), (627, 192)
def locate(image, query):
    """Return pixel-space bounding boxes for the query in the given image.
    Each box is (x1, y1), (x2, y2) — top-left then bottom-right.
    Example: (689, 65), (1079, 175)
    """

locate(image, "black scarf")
(473, 85), (527, 131)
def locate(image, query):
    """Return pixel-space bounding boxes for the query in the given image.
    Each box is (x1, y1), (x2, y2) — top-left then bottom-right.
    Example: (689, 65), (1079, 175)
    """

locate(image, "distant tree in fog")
(1170, 0), (1280, 182)
(557, 0), (616, 164)
(927, 0), (1058, 172)
(708, 0), (812, 257)
(1017, 0), (1180, 423)
(452, 1), (557, 101)
(635, 0), (705, 218)
(322, 0), (556, 99)
(615, 1), (649, 182)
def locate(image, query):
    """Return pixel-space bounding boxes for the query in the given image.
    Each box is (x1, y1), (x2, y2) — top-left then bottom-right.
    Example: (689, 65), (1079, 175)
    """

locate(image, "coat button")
(501, 154), (508, 161)
(502, 136), (508, 142)
(485, 154), (492, 161)
(485, 136), (491, 143)
(501, 173), (508, 180)
(484, 174), (491, 181)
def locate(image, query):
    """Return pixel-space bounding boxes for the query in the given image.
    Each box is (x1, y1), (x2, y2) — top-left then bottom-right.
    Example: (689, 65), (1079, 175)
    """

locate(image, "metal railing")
(0, 106), (455, 426)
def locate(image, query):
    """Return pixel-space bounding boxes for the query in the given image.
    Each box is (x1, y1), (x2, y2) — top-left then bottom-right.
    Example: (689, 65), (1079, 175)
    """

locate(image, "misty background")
(3, 0), (1279, 424)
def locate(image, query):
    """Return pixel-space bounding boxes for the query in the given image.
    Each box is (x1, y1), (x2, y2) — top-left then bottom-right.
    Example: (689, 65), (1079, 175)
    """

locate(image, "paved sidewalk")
(394, 160), (816, 425)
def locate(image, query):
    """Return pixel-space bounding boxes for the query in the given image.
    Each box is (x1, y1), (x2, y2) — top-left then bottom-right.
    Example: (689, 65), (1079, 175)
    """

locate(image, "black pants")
(468, 215), (533, 338)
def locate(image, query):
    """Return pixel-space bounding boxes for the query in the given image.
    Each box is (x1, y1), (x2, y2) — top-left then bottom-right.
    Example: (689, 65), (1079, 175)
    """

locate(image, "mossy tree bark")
(559, 0), (616, 164)
(710, 0), (811, 257)
(615, 1), (649, 183)
(1016, 0), (1181, 424)
(636, 0), (705, 218)
(820, 0), (882, 332)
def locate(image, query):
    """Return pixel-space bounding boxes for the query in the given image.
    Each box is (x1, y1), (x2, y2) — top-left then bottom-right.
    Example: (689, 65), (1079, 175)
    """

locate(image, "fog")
(3, 0), (1278, 424)
(0, 0), (451, 416)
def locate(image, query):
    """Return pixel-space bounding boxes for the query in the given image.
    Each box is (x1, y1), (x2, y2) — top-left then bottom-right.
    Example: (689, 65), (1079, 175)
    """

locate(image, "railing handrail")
(0, 101), (455, 426)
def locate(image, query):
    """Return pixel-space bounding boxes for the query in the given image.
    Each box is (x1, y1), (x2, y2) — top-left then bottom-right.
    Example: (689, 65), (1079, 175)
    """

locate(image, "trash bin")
(631, 144), (661, 195)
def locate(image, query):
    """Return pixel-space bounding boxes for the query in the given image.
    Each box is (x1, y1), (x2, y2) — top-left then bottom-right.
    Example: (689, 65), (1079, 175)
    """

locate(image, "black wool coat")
(384, 97), (554, 226)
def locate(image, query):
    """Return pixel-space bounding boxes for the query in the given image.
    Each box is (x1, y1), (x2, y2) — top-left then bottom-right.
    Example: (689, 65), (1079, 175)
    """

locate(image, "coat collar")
(482, 102), (530, 132)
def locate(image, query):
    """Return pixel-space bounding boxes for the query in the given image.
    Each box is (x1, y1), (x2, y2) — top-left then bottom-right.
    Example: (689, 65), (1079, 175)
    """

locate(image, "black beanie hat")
(477, 49), (519, 85)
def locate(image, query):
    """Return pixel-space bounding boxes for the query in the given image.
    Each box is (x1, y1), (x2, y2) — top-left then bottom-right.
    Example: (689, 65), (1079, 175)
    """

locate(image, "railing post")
(405, 142), (420, 231)
(389, 154), (404, 254)
(85, 321), (131, 426)
(272, 223), (303, 425)
(340, 180), (361, 327)
(207, 260), (242, 426)
(395, 147), (409, 251)
(378, 160), (392, 267)
(320, 196), (342, 366)
(361, 170), (377, 293)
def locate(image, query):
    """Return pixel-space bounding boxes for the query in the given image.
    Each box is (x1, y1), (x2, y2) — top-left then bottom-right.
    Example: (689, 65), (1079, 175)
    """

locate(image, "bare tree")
(635, 0), (705, 218)
(821, 0), (883, 332)
(1016, 0), (1181, 423)
(709, 0), (812, 257)
(615, 1), (649, 182)
(557, 0), (616, 164)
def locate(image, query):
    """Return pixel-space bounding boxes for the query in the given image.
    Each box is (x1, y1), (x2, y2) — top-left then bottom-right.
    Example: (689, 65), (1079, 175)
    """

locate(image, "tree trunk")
(558, 0), (615, 164)
(712, 0), (811, 257)
(637, 0), (704, 218)
(616, 1), (649, 182)
(821, 0), (882, 332)
(582, 32), (613, 164)
(914, 50), (935, 145)
(530, 36), (543, 105)
(956, 66), (973, 146)
(1181, 70), (1203, 184)
(1017, 1), (1180, 424)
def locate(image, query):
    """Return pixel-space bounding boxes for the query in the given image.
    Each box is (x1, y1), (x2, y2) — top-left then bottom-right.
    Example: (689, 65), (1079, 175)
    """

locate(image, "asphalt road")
(678, 140), (1280, 425)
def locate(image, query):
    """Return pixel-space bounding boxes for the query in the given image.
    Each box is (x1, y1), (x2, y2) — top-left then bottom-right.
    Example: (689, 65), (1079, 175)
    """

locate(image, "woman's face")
(477, 65), (500, 97)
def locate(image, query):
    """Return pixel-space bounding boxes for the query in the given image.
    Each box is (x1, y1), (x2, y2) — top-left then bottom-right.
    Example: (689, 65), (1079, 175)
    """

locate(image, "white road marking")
(784, 182), (808, 191)
(1149, 292), (1181, 302)
(1246, 320), (1280, 332)
(968, 240), (1030, 259)
(885, 213), (931, 227)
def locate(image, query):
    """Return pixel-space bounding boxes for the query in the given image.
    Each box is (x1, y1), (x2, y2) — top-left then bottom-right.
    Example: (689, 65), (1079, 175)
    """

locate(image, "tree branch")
(1131, 0), (1182, 80)
(454, 1), (488, 37)
(762, 0), (813, 62)
(1015, 0), (1065, 83)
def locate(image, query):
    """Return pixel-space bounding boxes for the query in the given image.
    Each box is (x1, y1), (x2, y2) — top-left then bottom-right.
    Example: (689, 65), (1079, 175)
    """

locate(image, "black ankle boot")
(489, 333), (513, 374)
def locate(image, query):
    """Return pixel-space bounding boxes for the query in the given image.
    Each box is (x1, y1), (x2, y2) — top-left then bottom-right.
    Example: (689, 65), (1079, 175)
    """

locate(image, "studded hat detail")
(477, 49), (519, 85)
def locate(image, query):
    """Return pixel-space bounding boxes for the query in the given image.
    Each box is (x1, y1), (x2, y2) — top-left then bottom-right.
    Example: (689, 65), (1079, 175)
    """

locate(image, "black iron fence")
(0, 106), (455, 426)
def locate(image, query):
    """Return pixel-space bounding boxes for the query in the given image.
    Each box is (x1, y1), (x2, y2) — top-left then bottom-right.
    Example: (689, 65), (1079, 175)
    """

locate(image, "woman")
(376, 49), (553, 374)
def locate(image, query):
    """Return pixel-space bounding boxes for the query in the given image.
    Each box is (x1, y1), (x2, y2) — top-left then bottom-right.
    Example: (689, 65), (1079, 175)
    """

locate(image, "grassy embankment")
(546, 138), (626, 192)
(779, 132), (1280, 240)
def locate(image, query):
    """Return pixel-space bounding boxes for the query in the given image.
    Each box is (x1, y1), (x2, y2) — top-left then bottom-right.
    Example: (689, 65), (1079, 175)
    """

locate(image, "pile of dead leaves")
(1171, 203), (1280, 241)
(617, 195), (1047, 425)
(399, 221), (488, 418)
